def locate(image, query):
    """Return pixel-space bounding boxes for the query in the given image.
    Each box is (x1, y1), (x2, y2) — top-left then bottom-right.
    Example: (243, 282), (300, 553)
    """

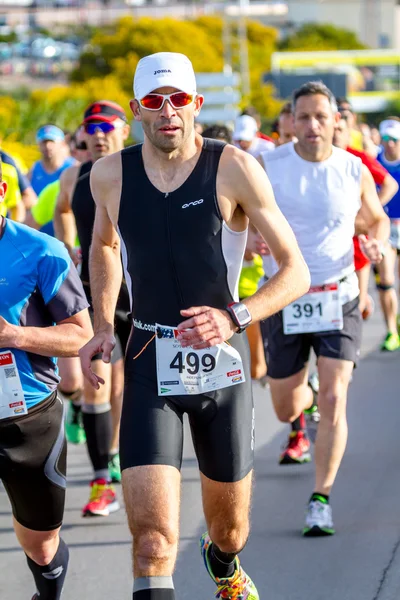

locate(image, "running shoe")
(304, 373), (320, 443)
(380, 332), (400, 352)
(82, 479), (120, 517)
(303, 498), (335, 537)
(108, 452), (121, 484)
(279, 431), (311, 465)
(200, 533), (259, 599)
(65, 402), (86, 445)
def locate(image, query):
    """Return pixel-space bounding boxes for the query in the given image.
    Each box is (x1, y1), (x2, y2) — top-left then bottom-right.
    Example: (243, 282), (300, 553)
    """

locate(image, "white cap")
(232, 115), (258, 142)
(379, 119), (400, 140)
(134, 52), (197, 99)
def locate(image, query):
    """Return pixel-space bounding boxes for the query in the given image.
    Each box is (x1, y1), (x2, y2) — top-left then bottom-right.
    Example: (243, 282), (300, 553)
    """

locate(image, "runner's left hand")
(0, 316), (18, 347)
(359, 235), (384, 264)
(177, 306), (237, 349)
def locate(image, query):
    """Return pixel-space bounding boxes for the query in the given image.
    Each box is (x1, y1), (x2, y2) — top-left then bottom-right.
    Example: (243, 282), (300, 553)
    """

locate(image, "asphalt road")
(1, 299), (400, 600)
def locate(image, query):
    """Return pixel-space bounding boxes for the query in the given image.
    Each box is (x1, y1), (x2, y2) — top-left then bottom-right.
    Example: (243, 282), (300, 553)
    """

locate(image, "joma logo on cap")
(154, 69), (172, 75)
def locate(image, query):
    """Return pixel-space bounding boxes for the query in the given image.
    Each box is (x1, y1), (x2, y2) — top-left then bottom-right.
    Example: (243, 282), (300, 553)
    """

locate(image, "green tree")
(0, 76), (130, 144)
(278, 23), (367, 51)
(246, 20), (279, 114)
(367, 100), (400, 125)
(0, 31), (17, 43)
(71, 15), (280, 117)
(71, 16), (224, 89)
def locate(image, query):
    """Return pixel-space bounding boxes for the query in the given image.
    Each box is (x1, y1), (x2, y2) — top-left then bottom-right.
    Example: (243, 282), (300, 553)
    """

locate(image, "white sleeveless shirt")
(262, 142), (362, 304)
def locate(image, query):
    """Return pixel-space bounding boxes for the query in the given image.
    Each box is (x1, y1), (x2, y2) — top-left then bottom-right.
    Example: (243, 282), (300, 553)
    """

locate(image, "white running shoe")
(303, 499), (335, 537)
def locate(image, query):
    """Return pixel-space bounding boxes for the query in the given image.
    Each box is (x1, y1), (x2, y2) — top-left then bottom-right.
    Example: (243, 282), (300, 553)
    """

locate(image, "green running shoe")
(381, 332), (400, 352)
(108, 453), (121, 484)
(65, 402), (86, 445)
(200, 532), (259, 599)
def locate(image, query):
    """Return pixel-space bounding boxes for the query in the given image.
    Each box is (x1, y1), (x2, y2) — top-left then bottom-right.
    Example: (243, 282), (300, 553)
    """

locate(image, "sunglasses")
(139, 92), (194, 111)
(382, 135), (399, 143)
(83, 121), (124, 135)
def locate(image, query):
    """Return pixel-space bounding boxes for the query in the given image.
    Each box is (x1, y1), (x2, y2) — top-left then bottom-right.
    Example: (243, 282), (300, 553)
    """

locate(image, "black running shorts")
(261, 297), (362, 379)
(0, 392), (67, 531)
(120, 332), (254, 483)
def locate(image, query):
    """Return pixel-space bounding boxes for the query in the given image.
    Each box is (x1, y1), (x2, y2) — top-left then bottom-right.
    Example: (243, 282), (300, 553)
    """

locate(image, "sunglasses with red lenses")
(84, 122), (123, 135)
(139, 92), (194, 111)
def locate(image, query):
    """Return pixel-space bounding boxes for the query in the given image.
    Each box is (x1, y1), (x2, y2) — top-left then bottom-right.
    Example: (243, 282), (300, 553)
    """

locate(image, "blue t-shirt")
(0, 219), (89, 409)
(31, 157), (75, 196)
(377, 151), (400, 219)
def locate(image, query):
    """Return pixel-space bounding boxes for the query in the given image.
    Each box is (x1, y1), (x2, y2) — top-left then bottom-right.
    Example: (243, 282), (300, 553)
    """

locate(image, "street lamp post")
(222, 0), (251, 97)
(238, 0), (250, 96)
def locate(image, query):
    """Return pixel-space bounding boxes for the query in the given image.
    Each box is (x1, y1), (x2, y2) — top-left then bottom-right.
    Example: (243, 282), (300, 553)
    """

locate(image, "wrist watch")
(226, 302), (252, 334)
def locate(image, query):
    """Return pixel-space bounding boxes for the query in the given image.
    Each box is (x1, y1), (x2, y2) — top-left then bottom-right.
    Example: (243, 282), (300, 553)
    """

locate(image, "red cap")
(83, 100), (127, 124)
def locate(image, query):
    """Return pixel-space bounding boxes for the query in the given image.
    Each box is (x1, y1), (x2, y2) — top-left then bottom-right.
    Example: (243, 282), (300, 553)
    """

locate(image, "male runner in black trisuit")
(54, 101), (131, 515)
(80, 53), (310, 600)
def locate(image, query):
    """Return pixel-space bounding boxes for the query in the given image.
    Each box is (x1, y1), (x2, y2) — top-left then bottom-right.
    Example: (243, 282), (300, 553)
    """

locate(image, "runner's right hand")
(79, 332), (116, 389)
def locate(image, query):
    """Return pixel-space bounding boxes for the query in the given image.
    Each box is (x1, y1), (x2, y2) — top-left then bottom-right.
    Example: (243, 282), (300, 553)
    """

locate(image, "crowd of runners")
(1, 51), (400, 599)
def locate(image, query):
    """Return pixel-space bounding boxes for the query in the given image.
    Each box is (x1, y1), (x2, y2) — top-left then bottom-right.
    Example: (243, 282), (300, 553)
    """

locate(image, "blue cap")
(36, 125), (65, 143)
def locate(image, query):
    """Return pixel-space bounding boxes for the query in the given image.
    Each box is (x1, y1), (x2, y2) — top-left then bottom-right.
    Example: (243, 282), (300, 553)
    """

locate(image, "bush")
(278, 23), (367, 51)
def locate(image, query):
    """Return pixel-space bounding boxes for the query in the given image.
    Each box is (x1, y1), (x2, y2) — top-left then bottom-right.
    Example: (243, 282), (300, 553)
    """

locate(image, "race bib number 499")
(155, 324), (245, 396)
(283, 284), (343, 335)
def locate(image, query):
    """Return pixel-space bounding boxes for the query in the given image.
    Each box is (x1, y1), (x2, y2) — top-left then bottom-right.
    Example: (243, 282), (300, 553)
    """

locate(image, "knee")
(111, 384), (124, 403)
(83, 385), (110, 406)
(134, 528), (177, 569)
(319, 390), (346, 424)
(59, 384), (82, 399)
(209, 523), (249, 555)
(59, 369), (83, 394)
(24, 538), (59, 566)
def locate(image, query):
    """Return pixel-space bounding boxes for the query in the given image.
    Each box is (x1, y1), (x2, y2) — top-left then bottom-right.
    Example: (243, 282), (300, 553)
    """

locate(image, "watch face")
(234, 303), (252, 325)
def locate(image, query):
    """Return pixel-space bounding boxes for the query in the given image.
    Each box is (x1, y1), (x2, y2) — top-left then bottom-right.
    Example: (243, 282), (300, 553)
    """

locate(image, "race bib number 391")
(155, 324), (245, 396)
(283, 284), (343, 335)
(0, 351), (27, 419)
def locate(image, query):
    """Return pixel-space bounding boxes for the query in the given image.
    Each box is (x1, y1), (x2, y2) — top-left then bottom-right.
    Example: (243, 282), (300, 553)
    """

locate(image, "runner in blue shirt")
(0, 156), (92, 600)
(376, 118), (400, 349)
(28, 125), (75, 196)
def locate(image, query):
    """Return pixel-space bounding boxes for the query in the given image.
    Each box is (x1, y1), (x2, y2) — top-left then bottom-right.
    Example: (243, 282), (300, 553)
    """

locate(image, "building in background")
(2, 0), (398, 49)
(284, 0), (397, 48)
(268, 49), (400, 113)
